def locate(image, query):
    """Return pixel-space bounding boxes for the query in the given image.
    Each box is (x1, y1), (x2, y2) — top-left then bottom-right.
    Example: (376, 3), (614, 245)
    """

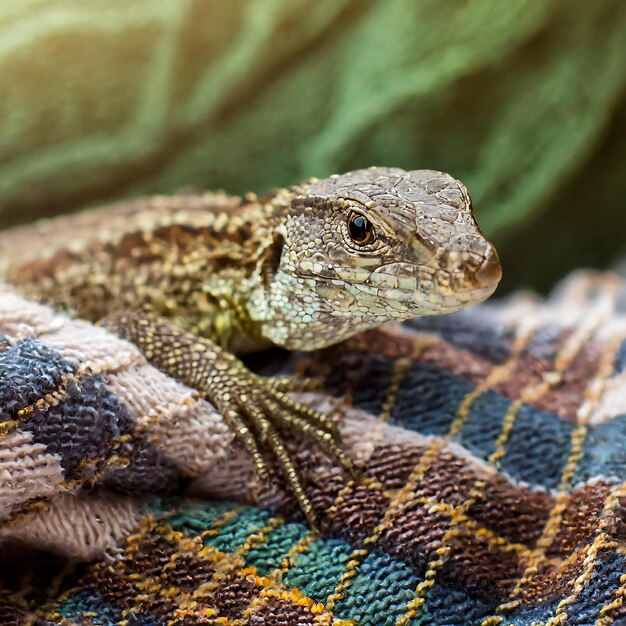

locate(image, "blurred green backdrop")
(0, 0), (624, 293)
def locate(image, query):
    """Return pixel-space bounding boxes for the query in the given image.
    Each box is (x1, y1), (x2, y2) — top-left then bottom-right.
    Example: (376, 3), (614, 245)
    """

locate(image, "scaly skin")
(0, 167), (501, 526)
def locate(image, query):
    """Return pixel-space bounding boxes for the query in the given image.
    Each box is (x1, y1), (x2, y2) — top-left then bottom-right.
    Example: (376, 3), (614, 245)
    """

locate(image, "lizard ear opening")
(261, 231), (285, 288)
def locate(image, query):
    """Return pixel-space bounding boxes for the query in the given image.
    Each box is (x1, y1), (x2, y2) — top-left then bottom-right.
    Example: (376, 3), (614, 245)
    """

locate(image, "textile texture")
(0, 1), (626, 292)
(0, 271), (625, 625)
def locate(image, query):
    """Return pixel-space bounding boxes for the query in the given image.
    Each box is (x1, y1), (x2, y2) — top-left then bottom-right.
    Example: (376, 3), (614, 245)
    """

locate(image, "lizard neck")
(245, 270), (388, 351)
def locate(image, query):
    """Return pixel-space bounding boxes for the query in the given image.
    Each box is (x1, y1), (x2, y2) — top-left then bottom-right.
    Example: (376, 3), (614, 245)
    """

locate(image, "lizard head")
(254, 167), (501, 350)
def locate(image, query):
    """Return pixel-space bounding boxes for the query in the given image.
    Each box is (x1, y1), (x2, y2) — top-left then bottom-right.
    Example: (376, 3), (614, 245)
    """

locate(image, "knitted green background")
(0, 0), (624, 292)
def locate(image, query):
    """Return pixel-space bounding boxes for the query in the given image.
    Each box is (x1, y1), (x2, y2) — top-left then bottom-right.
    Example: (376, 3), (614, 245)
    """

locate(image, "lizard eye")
(348, 212), (375, 245)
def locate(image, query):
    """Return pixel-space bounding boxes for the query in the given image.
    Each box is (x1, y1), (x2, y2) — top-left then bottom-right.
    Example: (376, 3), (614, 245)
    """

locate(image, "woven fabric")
(0, 2), (625, 292)
(1, 272), (626, 625)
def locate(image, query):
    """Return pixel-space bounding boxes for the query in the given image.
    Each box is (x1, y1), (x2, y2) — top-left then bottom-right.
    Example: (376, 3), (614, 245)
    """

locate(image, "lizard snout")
(475, 245), (502, 289)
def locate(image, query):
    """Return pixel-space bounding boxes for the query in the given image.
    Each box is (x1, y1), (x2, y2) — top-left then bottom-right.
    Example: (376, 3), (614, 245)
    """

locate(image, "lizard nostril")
(476, 247), (502, 288)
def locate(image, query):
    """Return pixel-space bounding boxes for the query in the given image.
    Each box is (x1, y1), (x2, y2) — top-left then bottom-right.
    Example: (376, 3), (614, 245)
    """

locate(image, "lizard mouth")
(351, 282), (496, 315)
(293, 248), (501, 316)
(355, 257), (501, 314)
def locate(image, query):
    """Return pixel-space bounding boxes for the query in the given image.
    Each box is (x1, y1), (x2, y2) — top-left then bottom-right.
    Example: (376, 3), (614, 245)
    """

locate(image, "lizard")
(0, 166), (501, 526)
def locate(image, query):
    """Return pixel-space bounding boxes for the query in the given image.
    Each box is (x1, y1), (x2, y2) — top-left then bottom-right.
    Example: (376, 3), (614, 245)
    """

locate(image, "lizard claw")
(211, 366), (353, 528)
(266, 375), (325, 394)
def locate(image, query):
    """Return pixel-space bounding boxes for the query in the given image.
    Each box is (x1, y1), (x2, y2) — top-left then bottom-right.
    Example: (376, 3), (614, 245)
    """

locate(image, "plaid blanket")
(0, 271), (625, 625)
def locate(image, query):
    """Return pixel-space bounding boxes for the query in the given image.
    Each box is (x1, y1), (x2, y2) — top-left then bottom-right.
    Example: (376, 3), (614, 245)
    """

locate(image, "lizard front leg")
(101, 312), (353, 528)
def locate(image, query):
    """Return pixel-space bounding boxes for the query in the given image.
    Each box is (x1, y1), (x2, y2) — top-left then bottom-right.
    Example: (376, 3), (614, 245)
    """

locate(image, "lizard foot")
(212, 366), (354, 528)
(102, 312), (353, 528)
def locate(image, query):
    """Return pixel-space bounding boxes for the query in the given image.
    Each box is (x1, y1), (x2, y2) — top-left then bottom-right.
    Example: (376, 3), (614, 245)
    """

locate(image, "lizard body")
(0, 167), (501, 524)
